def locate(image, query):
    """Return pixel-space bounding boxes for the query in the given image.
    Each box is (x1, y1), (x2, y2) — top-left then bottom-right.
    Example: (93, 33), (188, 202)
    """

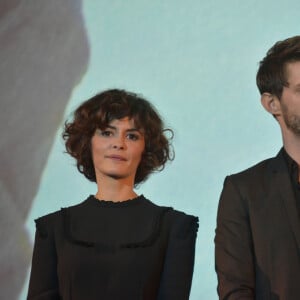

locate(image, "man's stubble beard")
(281, 102), (300, 136)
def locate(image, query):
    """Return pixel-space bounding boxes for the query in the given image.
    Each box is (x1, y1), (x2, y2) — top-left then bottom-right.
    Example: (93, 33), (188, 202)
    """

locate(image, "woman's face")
(91, 117), (145, 184)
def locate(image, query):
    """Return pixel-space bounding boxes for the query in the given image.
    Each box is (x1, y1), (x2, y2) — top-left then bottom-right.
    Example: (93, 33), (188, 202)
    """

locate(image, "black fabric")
(27, 195), (198, 300)
(282, 148), (300, 217)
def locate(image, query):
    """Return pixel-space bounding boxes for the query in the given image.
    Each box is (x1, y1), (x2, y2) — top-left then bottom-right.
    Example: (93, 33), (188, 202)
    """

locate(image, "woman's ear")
(261, 93), (281, 116)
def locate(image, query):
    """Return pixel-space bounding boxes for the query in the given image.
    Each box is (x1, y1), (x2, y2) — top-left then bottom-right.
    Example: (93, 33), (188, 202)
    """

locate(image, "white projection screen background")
(0, 1), (299, 299)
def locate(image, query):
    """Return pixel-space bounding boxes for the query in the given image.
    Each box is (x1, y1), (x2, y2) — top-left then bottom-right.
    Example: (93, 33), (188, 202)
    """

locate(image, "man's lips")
(106, 155), (127, 161)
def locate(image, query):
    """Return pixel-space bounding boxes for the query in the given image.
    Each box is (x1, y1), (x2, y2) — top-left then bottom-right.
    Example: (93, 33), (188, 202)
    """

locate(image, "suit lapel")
(270, 150), (300, 250)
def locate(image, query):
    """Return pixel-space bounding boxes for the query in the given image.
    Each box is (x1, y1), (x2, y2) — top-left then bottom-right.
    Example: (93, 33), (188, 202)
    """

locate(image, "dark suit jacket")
(215, 149), (300, 300)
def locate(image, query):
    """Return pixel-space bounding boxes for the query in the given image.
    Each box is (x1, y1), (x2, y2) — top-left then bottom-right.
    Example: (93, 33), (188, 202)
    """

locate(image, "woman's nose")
(112, 137), (125, 149)
(112, 144), (124, 149)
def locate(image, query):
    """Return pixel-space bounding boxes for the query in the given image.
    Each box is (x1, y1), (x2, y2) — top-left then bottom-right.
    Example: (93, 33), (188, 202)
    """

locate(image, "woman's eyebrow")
(126, 128), (141, 132)
(106, 125), (142, 133)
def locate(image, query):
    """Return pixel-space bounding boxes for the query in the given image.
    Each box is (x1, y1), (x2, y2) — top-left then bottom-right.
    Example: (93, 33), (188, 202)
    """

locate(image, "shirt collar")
(282, 147), (299, 180)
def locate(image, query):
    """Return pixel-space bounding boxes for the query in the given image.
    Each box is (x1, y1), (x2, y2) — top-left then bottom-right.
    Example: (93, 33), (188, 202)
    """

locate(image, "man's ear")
(261, 93), (281, 116)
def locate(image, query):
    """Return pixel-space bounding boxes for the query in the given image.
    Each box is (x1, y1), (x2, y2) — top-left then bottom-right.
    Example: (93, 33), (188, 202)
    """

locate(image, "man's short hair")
(256, 36), (300, 99)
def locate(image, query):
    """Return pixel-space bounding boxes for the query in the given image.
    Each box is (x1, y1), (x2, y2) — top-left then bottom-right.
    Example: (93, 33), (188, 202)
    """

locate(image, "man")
(215, 36), (300, 299)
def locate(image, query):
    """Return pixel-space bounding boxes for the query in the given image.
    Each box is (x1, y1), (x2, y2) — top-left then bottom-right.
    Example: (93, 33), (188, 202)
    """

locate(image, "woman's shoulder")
(170, 208), (199, 226)
(167, 207), (198, 219)
(143, 195), (198, 219)
(143, 196), (199, 238)
(34, 197), (90, 226)
(33, 199), (91, 239)
(161, 208), (199, 239)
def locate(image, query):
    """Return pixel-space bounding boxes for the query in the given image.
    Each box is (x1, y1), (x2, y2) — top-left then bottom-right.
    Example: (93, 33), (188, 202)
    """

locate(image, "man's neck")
(282, 134), (300, 167)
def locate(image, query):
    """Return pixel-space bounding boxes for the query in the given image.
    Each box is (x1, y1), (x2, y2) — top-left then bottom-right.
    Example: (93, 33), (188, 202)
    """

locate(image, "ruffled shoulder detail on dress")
(165, 210), (199, 240)
(34, 210), (62, 239)
(177, 215), (199, 239)
(34, 218), (48, 239)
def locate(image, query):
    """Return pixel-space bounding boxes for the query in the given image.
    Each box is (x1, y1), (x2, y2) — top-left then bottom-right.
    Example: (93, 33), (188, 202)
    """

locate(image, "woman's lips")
(106, 155), (127, 161)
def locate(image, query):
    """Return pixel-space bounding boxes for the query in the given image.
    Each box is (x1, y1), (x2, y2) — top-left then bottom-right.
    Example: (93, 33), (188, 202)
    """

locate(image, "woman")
(27, 89), (198, 300)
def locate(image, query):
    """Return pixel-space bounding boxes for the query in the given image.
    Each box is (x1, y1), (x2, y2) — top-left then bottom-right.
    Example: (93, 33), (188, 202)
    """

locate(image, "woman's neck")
(95, 177), (138, 202)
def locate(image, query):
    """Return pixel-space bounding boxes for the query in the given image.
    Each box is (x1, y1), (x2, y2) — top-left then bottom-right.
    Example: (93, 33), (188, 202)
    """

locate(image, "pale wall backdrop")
(13, 1), (300, 299)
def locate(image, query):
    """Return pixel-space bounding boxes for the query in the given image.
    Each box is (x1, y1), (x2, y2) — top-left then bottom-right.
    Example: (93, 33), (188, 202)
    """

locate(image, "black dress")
(27, 195), (198, 300)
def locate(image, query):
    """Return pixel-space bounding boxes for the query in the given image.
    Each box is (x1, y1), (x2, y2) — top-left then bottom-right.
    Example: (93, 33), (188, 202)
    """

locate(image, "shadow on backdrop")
(0, 0), (89, 298)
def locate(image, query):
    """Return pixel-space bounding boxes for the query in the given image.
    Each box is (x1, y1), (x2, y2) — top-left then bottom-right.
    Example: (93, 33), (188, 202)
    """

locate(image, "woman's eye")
(127, 133), (139, 140)
(100, 130), (113, 137)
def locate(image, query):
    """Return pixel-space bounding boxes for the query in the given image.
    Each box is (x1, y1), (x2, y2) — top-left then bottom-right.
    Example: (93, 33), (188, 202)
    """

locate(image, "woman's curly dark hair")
(63, 89), (174, 185)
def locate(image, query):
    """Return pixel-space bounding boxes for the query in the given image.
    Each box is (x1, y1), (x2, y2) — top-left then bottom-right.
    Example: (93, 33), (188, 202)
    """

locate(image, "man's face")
(280, 61), (300, 136)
